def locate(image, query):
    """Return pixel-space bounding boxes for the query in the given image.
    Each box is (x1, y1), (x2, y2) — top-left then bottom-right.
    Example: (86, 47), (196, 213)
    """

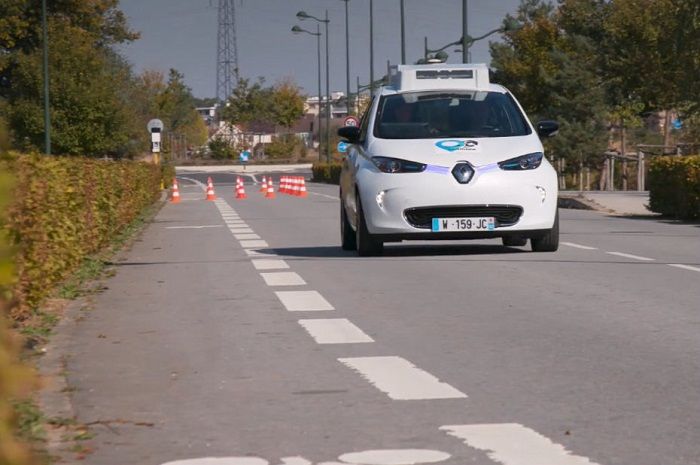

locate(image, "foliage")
(0, 136), (36, 465)
(265, 135), (304, 159)
(208, 136), (237, 160)
(648, 155), (700, 219)
(270, 80), (305, 130)
(2, 153), (162, 318)
(312, 162), (342, 184)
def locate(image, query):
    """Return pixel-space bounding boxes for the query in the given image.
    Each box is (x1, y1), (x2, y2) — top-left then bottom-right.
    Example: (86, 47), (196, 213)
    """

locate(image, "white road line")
(225, 221), (247, 226)
(307, 191), (338, 201)
(668, 263), (700, 273)
(245, 249), (278, 257)
(229, 228), (254, 234)
(252, 259), (289, 270)
(606, 251), (655, 261)
(275, 291), (334, 311)
(239, 240), (269, 248)
(440, 424), (601, 465)
(234, 233), (262, 240)
(298, 318), (374, 344)
(260, 272), (306, 286)
(165, 225), (223, 230)
(338, 356), (467, 400)
(338, 450), (451, 464)
(161, 459), (268, 465)
(562, 242), (598, 250)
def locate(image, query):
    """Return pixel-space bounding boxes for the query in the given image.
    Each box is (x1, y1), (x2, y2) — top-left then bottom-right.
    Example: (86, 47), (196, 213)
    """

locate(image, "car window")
(373, 91), (531, 139)
(357, 97), (374, 143)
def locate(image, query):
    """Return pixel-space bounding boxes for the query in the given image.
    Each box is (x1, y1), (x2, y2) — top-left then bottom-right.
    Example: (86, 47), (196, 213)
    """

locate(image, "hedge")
(2, 153), (164, 319)
(0, 167), (35, 465)
(311, 162), (343, 184)
(648, 155), (700, 219)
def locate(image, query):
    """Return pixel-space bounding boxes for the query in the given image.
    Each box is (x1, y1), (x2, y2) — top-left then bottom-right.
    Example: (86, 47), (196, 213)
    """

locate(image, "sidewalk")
(559, 190), (656, 216)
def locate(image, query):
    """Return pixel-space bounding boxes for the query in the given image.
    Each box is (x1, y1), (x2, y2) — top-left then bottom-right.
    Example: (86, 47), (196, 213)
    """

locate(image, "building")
(305, 92), (348, 119)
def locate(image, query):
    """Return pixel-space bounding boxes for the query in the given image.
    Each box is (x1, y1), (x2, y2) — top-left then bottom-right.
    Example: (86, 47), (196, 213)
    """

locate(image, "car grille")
(404, 205), (523, 229)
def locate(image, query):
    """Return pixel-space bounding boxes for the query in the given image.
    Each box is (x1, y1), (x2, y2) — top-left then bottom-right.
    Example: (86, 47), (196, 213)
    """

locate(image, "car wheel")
(531, 210), (559, 252)
(356, 195), (383, 256)
(340, 198), (357, 251)
(502, 236), (528, 247)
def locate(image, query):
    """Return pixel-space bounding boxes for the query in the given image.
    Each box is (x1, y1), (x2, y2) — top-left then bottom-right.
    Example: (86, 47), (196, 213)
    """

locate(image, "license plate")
(431, 217), (495, 232)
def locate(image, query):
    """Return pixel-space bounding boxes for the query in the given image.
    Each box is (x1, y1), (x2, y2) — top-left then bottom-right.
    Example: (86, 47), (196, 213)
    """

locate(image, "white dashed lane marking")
(234, 233), (262, 240)
(606, 251), (655, 261)
(260, 272), (306, 287)
(298, 318), (374, 344)
(562, 242), (598, 250)
(165, 225), (223, 230)
(441, 424), (602, 465)
(275, 291), (334, 311)
(229, 228), (254, 234)
(252, 259), (289, 270)
(668, 263), (700, 273)
(338, 356), (467, 400)
(240, 240), (269, 248)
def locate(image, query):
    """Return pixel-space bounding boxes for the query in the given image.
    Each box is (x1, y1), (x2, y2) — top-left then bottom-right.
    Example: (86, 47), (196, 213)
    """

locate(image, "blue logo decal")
(435, 140), (465, 152)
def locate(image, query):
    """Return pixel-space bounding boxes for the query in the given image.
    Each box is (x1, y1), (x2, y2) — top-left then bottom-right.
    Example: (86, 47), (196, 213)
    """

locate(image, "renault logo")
(452, 162), (475, 184)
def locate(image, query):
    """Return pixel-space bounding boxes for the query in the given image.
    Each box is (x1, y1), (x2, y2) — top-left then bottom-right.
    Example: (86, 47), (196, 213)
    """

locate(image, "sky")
(117, 0), (523, 99)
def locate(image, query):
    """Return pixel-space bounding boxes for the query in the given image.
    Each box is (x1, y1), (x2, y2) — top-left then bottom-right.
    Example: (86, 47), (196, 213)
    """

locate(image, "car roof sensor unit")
(389, 64), (491, 92)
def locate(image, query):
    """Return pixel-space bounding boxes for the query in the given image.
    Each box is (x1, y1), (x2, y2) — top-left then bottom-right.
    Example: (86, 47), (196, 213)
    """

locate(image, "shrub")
(648, 155), (700, 219)
(2, 153), (162, 318)
(312, 162), (343, 184)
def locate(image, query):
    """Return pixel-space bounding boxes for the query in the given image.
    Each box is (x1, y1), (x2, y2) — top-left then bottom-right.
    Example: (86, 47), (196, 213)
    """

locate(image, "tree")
(220, 77), (273, 127)
(271, 79), (305, 130)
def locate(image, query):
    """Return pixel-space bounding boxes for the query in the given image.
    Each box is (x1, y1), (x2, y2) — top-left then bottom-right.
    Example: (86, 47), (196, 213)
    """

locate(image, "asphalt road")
(64, 169), (700, 465)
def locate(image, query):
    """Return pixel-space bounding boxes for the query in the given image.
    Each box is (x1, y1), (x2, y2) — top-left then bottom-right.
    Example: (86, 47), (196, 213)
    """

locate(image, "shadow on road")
(271, 244), (526, 258)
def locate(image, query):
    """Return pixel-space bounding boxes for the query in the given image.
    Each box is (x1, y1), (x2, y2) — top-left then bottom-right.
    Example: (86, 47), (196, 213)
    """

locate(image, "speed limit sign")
(344, 116), (360, 127)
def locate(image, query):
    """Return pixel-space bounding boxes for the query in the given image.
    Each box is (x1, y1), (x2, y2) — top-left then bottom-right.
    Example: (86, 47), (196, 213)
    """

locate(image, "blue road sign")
(337, 141), (349, 153)
(672, 119), (683, 130)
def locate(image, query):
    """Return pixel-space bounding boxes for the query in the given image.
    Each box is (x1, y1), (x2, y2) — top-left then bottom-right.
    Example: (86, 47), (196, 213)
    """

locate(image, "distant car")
(338, 64), (560, 256)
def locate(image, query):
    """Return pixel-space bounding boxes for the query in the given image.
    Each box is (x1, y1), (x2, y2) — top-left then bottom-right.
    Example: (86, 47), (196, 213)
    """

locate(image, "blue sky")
(118, 0), (523, 98)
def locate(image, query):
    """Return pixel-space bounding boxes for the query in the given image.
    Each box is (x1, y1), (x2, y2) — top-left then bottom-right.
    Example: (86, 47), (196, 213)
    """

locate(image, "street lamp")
(400, 0), (406, 65)
(340, 0), (352, 115)
(422, 18), (520, 64)
(297, 10), (331, 163)
(291, 25), (323, 159)
(41, 0), (51, 155)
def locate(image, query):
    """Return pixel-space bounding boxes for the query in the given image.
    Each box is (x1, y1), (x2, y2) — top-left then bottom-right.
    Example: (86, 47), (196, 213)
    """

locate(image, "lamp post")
(400, 0), (406, 64)
(41, 0), (51, 154)
(340, 0), (352, 115)
(422, 18), (520, 64)
(297, 10), (331, 163)
(369, 0), (375, 91)
(461, 0), (468, 63)
(292, 24), (323, 159)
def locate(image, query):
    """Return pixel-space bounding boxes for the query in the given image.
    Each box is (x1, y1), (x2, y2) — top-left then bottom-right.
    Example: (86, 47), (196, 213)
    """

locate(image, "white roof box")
(388, 63), (491, 92)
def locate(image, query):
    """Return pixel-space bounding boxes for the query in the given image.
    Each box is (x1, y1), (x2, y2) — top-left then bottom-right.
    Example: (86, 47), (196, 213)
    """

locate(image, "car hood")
(367, 136), (544, 168)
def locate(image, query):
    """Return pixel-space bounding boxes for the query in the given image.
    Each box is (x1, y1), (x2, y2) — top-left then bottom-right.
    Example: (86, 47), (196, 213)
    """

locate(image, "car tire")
(531, 210), (559, 252)
(340, 198), (357, 251)
(356, 195), (383, 256)
(502, 236), (528, 247)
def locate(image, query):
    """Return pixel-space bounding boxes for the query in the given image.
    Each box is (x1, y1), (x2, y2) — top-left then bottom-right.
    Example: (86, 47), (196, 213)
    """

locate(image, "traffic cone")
(298, 177), (308, 198)
(266, 178), (276, 199)
(236, 180), (247, 199)
(291, 177), (301, 196)
(279, 176), (287, 193)
(260, 176), (267, 193)
(206, 178), (216, 200)
(170, 178), (181, 203)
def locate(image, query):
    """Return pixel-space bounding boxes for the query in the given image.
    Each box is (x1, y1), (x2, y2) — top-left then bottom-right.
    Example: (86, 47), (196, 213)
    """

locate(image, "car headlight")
(498, 152), (544, 171)
(371, 157), (426, 173)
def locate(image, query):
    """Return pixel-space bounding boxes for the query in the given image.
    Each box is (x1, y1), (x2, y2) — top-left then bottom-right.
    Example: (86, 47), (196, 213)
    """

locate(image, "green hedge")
(0, 164), (35, 465)
(2, 153), (163, 319)
(648, 155), (700, 219)
(312, 162), (343, 184)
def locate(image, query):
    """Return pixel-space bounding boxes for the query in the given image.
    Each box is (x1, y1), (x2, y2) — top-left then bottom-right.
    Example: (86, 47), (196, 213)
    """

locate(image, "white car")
(338, 64), (560, 256)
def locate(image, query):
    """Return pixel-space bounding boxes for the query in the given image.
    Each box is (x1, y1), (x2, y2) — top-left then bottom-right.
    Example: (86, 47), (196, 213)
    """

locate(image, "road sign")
(147, 119), (164, 133)
(337, 141), (349, 153)
(152, 141), (161, 153)
(672, 119), (683, 130)
(344, 115), (360, 127)
(239, 150), (250, 163)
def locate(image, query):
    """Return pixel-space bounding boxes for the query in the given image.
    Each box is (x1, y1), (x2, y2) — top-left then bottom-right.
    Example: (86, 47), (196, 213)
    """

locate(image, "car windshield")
(373, 91), (531, 139)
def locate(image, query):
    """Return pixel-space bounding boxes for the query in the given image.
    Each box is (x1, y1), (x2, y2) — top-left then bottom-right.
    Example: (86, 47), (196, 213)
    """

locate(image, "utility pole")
(462, 0), (469, 63)
(41, 0), (51, 155)
(400, 0), (406, 64)
(369, 0), (375, 91)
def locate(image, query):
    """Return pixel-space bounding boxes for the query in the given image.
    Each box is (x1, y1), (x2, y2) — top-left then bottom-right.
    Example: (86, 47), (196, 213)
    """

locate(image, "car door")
(341, 98), (374, 229)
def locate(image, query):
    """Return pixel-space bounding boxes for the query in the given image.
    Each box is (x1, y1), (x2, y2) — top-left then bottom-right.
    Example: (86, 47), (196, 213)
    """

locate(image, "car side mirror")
(338, 126), (361, 143)
(537, 120), (559, 138)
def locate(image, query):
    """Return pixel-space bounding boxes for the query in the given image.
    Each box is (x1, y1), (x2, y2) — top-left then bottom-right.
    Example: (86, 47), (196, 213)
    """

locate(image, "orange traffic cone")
(206, 178), (216, 200)
(170, 178), (181, 203)
(290, 177), (300, 196)
(298, 177), (308, 198)
(279, 176), (288, 193)
(236, 179), (247, 199)
(266, 178), (276, 199)
(260, 176), (267, 193)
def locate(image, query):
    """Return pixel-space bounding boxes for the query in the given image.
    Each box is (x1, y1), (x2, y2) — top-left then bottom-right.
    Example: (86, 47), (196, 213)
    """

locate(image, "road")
(63, 168), (700, 465)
